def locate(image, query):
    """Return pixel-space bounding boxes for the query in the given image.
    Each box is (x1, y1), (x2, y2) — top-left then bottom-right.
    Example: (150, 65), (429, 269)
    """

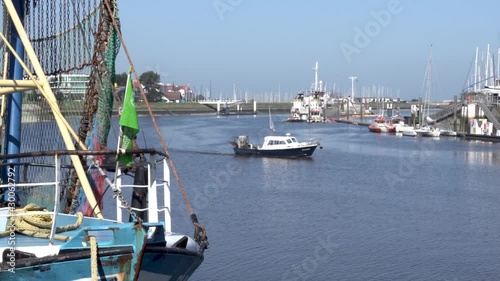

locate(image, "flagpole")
(114, 69), (135, 180)
(114, 126), (123, 183)
(114, 69), (135, 220)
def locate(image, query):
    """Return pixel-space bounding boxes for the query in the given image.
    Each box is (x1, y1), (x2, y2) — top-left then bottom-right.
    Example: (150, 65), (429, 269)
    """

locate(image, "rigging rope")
(60, 0), (119, 216)
(103, 0), (208, 251)
(90, 236), (99, 281)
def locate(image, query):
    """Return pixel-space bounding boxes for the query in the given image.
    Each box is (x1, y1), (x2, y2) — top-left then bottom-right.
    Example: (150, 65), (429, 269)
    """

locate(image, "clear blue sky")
(115, 0), (499, 101)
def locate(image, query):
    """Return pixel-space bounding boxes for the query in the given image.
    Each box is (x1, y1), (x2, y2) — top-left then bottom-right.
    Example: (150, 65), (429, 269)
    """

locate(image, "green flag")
(118, 71), (139, 166)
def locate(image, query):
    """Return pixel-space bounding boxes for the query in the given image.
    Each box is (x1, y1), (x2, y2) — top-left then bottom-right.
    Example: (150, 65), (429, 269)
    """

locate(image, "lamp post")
(349, 76), (357, 100)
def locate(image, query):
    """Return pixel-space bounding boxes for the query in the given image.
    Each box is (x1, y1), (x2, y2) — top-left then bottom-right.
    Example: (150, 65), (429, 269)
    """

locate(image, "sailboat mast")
(269, 106), (275, 133)
(278, 82), (281, 103)
(3, 0), (24, 184)
(486, 44), (490, 87)
(349, 76), (357, 100)
(233, 82), (236, 100)
(314, 61), (319, 91)
(498, 48), (500, 82)
(474, 47), (478, 92)
(424, 47), (432, 122)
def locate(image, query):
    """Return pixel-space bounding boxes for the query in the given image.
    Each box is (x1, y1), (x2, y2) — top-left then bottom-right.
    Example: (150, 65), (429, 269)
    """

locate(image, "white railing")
(0, 155), (61, 245)
(115, 156), (171, 232)
(0, 150), (172, 243)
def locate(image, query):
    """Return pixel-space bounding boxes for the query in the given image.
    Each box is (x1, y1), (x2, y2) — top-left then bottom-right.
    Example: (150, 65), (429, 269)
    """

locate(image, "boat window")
(280, 140), (286, 144)
(268, 140), (273, 145)
(286, 139), (292, 144)
(291, 138), (297, 142)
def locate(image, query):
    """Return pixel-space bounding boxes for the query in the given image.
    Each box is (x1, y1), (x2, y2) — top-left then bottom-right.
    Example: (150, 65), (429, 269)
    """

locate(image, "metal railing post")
(147, 154), (159, 223)
(49, 155), (60, 245)
(116, 169), (122, 222)
(163, 158), (171, 232)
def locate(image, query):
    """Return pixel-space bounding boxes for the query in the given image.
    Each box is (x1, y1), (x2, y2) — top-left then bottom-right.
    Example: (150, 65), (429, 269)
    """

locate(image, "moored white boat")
(286, 62), (328, 123)
(415, 126), (441, 137)
(368, 115), (387, 133)
(391, 117), (414, 134)
(395, 124), (415, 134)
(440, 129), (457, 136)
(402, 129), (418, 137)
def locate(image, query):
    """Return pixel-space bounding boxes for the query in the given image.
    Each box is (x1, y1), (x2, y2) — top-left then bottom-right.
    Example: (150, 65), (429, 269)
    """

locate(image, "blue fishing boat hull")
(0, 249), (203, 280)
(0, 214), (204, 280)
(139, 248), (203, 280)
(1, 247), (138, 280)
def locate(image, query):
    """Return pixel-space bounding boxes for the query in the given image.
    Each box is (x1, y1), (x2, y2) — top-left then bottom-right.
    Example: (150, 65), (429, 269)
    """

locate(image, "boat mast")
(497, 48), (500, 83)
(474, 47), (478, 92)
(422, 45), (433, 125)
(349, 76), (357, 100)
(314, 61), (319, 91)
(233, 82), (236, 100)
(278, 82), (281, 102)
(486, 44), (490, 87)
(2, 0), (24, 185)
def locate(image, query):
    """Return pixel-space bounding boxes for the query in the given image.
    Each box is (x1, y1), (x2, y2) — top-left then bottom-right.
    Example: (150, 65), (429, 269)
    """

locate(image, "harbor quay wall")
(45, 101), (452, 117)
(120, 102), (292, 116)
(127, 101), (451, 116)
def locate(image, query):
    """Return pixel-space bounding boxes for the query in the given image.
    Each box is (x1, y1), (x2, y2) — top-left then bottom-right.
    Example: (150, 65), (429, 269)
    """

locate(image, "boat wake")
(170, 148), (234, 156)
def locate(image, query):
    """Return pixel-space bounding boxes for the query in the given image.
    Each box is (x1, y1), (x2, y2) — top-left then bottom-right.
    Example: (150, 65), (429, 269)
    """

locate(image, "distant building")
(161, 92), (183, 103)
(48, 73), (89, 101)
(132, 80), (142, 89)
(160, 83), (192, 101)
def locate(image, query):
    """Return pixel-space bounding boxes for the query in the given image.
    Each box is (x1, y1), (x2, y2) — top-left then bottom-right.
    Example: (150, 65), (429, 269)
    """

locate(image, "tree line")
(115, 70), (205, 102)
(115, 71), (163, 102)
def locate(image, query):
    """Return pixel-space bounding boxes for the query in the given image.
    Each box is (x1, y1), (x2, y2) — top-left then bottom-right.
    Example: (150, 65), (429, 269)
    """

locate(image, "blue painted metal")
(0, 2), (207, 274)
(1, 0), (24, 205)
(0, 216), (203, 280)
(4, 0), (24, 175)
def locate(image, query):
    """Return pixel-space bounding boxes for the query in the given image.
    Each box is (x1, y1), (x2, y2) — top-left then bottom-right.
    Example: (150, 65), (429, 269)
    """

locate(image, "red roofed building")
(159, 83), (192, 102)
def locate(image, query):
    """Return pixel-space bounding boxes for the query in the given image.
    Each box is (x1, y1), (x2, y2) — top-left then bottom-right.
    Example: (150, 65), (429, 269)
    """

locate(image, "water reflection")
(459, 151), (500, 166)
(260, 157), (313, 192)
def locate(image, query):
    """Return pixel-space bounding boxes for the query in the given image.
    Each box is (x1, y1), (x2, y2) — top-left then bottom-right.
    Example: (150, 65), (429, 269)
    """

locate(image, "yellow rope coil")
(0, 203), (83, 241)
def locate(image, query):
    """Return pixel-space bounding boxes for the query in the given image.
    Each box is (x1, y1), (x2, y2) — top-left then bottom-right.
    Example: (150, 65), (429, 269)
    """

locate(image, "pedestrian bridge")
(198, 99), (255, 114)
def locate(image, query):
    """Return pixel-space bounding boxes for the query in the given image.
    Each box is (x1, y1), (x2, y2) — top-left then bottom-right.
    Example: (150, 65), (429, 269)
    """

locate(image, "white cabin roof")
(263, 135), (296, 141)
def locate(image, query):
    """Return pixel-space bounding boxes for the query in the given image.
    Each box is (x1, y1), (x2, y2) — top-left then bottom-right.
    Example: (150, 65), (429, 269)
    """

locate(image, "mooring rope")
(90, 236), (99, 281)
(0, 203), (83, 241)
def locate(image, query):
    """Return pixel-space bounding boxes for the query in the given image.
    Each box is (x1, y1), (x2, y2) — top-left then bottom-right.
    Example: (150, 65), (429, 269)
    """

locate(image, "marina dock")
(334, 117), (500, 142)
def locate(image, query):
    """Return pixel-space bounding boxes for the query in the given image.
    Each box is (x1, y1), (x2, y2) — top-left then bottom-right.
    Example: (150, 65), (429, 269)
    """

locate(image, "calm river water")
(134, 113), (500, 281)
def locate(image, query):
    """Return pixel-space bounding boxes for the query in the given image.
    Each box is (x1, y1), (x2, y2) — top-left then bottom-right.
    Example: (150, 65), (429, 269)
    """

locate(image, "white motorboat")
(440, 129), (457, 136)
(231, 134), (321, 157)
(415, 126), (441, 137)
(402, 129), (418, 137)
